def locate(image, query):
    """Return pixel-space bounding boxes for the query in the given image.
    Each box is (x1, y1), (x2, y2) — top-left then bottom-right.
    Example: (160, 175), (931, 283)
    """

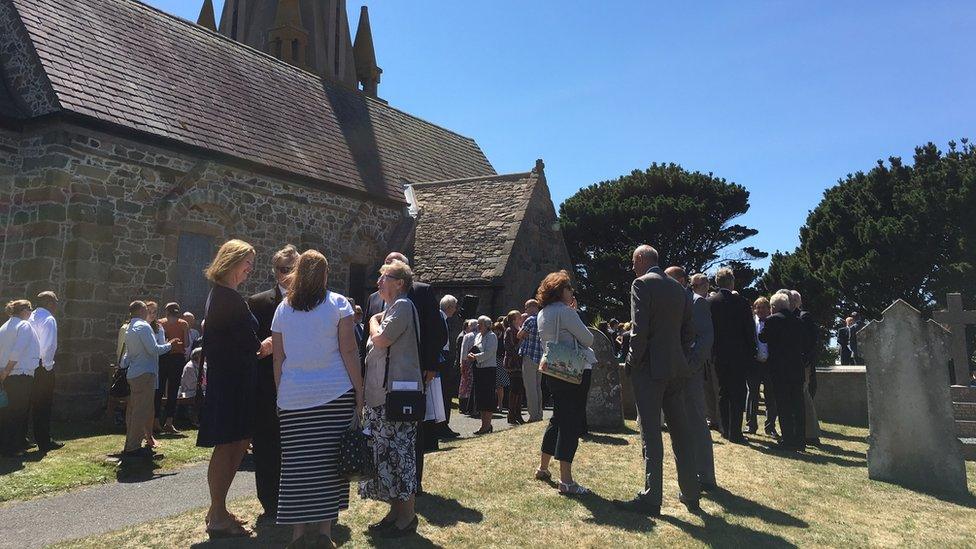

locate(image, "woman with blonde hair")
(0, 300), (40, 457)
(197, 239), (261, 539)
(271, 250), (364, 547)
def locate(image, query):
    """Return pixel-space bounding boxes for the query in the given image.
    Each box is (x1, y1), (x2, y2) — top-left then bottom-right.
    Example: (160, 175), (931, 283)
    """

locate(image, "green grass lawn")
(50, 420), (976, 548)
(0, 421), (211, 504)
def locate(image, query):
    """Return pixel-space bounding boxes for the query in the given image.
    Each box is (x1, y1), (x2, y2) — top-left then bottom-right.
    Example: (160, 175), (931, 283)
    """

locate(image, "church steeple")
(267, 0), (309, 70)
(197, 0), (217, 31)
(353, 6), (381, 97)
(217, 1), (368, 89)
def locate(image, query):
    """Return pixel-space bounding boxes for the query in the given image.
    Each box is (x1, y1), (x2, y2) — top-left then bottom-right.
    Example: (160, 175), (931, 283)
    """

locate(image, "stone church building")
(0, 0), (571, 415)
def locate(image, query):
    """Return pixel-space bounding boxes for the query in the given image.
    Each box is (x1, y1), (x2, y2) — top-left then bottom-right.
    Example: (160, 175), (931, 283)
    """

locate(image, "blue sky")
(150, 1), (975, 268)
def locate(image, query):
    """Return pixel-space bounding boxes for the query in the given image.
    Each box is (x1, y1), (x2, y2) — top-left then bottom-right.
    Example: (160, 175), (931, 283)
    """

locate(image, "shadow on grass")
(581, 434), (630, 446)
(819, 429), (867, 444)
(707, 488), (808, 527)
(416, 492), (484, 527)
(750, 440), (866, 468)
(660, 512), (798, 548)
(0, 448), (46, 476)
(875, 477), (976, 508)
(575, 492), (655, 532)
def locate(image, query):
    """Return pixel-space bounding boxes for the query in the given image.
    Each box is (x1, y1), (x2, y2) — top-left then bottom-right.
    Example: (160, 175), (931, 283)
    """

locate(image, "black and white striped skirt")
(277, 391), (355, 525)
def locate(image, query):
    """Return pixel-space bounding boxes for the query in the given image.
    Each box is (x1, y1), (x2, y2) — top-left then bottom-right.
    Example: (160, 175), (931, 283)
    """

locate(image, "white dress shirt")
(0, 317), (41, 376)
(755, 315), (768, 362)
(29, 307), (57, 371)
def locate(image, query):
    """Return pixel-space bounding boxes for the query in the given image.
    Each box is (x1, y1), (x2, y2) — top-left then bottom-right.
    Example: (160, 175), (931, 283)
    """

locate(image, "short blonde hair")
(770, 293), (791, 313)
(753, 296), (770, 310)
(204, 239), (256, 284)
(379, 260), (413, 289)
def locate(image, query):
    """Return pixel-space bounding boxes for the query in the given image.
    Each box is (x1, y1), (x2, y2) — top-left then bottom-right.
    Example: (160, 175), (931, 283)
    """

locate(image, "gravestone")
(859, 300), (968, 494)
(586, 328), (624, 430)
(933, 292), (976, 386)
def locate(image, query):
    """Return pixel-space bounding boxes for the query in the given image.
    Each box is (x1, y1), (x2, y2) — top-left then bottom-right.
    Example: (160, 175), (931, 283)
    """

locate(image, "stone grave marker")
(586, 328), (624, 430)
(860, 300), (968, 494)
(933, 292), (976, 386)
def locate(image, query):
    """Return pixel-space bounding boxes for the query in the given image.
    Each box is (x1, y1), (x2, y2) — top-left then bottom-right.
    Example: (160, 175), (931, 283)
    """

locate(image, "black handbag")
(384, 299), (426, 422)
(337, 416), (374, 482)
(110, 365), (130, 398)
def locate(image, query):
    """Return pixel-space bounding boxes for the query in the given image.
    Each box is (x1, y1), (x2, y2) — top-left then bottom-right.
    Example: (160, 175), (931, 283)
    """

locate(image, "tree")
(560, 163), (765, 320)
(764, 139), (976, 328)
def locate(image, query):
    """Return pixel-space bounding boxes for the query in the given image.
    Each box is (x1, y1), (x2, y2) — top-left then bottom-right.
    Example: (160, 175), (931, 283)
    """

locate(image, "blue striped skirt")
(276, 391), (355, 525)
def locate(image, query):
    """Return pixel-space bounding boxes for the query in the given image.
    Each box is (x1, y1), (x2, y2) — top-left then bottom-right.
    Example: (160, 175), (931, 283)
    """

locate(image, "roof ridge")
(117, 0), (485, 149)
(410, 171), (533, 187)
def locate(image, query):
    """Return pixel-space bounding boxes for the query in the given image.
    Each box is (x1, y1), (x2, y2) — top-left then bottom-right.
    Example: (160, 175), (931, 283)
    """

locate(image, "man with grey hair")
(760, 292), (806, 450)
(615, 246), (701, 516)
(791, 289), (821, 445)
(438, 295), (461, 439)
(518, 298), (544, 422)
(28, 291), (61, 451)
(708, 267), (756, 443)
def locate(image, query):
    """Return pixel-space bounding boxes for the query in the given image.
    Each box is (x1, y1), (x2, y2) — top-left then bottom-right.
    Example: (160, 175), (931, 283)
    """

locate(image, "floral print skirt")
(358, 405), (417, 502)
(459, 361), (473, 398)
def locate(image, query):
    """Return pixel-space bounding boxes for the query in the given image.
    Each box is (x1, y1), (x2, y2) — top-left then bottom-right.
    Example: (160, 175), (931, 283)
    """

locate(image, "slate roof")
(411, 170), (540, 285)
(6, 0), (495, 202)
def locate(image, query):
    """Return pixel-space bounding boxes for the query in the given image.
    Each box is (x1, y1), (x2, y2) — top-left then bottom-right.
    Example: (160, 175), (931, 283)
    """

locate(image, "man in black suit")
(247, 244), (299, 523)
(759, 293), (806, 450)
(361, 252), (448, 495)
(849, 312), (865, 364)
(837, 316), (854, 365)
(789, 290), (821, 444)
(708, 268), (757, 443)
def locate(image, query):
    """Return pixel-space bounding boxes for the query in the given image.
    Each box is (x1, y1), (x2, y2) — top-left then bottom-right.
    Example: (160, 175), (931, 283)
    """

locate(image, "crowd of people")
(0, 238), (833, 544)
(0, 291), (62, 457)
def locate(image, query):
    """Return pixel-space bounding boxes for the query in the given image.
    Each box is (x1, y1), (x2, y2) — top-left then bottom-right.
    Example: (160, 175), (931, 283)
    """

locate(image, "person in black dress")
(198, 239), (261, 539)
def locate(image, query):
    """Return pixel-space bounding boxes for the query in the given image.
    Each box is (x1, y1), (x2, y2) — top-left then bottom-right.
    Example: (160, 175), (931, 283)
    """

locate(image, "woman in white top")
(467, 316), (498, 434)
(271, 250), (364, 547)
(0, 300), (41, 457)
(534, 271), (594, 496)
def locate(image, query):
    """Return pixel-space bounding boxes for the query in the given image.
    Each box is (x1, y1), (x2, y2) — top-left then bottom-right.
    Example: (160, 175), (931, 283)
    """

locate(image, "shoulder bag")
(384, 299), (427, 422)
(538, 311), (587, 385)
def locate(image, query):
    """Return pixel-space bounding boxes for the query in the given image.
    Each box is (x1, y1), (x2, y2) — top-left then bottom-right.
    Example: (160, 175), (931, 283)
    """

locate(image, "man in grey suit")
(614, 245), (701, 516)
(665, 267), (717, 491)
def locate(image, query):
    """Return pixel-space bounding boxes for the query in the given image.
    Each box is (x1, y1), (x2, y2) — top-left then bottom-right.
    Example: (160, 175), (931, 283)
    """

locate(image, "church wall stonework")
(498, 174), (573, 314)
(0, 122), (403, 417)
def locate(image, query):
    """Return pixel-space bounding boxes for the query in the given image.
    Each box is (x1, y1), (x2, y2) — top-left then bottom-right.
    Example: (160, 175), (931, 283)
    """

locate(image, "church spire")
(197, 0), (217, 31)
(267, 0), (309, 70)
(353, 6), (382, 97)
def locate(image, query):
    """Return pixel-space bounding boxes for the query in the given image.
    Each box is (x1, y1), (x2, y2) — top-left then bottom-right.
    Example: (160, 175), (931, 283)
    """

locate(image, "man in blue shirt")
(518, 299), (544, 422)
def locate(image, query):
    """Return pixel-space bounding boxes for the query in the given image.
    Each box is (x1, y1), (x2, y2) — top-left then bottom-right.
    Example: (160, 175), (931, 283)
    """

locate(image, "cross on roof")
(933, 293), (976, 385)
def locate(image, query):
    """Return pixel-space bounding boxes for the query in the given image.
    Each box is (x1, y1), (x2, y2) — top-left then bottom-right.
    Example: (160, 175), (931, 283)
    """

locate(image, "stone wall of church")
(0, 122), (403, 417)
(497, 176), (573, 314)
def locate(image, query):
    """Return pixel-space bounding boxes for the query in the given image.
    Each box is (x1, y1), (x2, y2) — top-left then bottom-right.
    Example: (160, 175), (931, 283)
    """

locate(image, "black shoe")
(775, 441), (799, 452)
(438, 430), (461, 441)
(806, 437), (821, 447)
(699, 480), (718, 492)
(121, 447), (152, 461)
(765, 428), (780, 438)
(367, 516), (396, 532)
(728, 436), (748, 445)
(38, 441), (64, 452)
(613, 496), (661, 516)
(255, 512), (277, 526)
(379, 515), (418, 538)
(745, 426), (758, 434)
(679, 493), (704, 515)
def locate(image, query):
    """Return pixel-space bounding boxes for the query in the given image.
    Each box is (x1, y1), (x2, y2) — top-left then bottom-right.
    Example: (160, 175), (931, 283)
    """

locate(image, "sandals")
(206, 522), (253, 539)
(558, 482), (591, 496)
(535, 468), (552, 481)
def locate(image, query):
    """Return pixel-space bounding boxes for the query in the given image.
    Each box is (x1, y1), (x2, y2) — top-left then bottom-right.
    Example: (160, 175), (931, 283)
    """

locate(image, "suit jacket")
(837, 326), (852, 363)
(627, 266), (695, 379)
(708, 288), (757, 365)
(247, 286), (283, 370)
(361, 281), (447, 374)
(688, 290), (714, 373)
(796, 309), (818, 367)
(759, 311), (805, 384)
